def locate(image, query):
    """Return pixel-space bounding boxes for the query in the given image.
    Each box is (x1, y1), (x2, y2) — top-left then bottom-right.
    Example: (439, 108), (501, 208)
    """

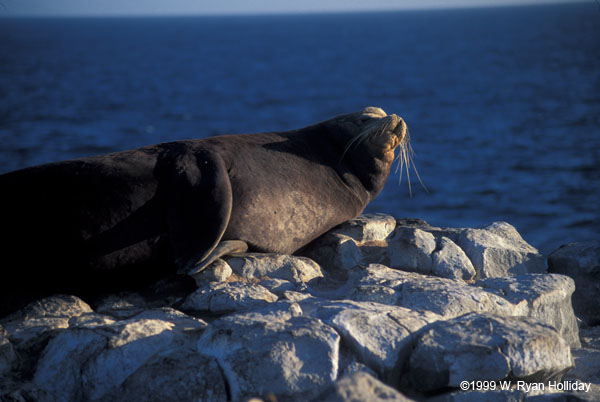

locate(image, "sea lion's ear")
(159, 148), (234, 275)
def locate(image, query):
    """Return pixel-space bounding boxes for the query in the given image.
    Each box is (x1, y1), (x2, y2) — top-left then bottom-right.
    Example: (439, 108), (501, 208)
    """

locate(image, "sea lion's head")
(326, 107), (413, 196)
(343, 107), (407, 164)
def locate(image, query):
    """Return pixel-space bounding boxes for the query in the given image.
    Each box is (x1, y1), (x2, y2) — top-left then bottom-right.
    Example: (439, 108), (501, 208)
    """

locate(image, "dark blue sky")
(2, 0), (584, 16)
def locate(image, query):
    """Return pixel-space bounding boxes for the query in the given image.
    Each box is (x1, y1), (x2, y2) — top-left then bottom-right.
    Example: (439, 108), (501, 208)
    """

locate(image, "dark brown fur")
(0, 108), (405, 316)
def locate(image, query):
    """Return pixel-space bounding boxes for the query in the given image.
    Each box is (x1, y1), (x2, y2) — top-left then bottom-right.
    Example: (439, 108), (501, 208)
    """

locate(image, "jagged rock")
(548, 241), (600, 326)
(191, 258), (233, 285)
(111, 348), (228, 402)
(181, 282), (278, 313)
(281, 290), (313, 303)
(329, 213), (397, 243)
(431, 236), (476, 281)
(33, 328), (108, 402)
(299, 214), (396, 273)
(0, 294), (94, 383)
(477, 274), (580, 347)
(298, 298), (441, 380)
(2, 294), (93, 322)
(315, 371), (413, 402)
(394, 272), (524, 320)
(224, 253), (324, 284)
(323, 301), (441, 380)
(300, 233), (364, 274)
(307, 264), (524, 320)
(0, 295), (93, 347)
(69, 312), (117, 329)
(349, 284), (400, 305)
(455, 222), (546, 278)
(257, 278), (296, 295)
(231, 300), (305, 323)
(31, 308), (207, 401)
(386, 227), (437, 274)
(396, 220), (546, 279)
(197, 310), (340, 402)
(301, 216), (544, 281)
(408, 313), (573, 392)
(1, 214), (589, 402)
(0, 329), (17, 378)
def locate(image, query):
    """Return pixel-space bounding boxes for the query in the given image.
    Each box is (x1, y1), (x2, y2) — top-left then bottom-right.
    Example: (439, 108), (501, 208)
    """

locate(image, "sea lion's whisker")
(394, 128), (428, 196)
(408, 141), (428, 193)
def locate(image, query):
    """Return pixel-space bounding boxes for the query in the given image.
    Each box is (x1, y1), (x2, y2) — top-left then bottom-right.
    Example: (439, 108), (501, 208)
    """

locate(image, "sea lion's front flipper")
(187, 239), (248, 276)
(161, 147), (233, 275)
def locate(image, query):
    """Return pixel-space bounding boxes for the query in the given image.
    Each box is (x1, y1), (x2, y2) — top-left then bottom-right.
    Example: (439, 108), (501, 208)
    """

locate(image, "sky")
(0, 0), (587, 17)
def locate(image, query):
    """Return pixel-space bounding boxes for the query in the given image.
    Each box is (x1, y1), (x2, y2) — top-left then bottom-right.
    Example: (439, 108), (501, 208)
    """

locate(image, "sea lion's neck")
(288, 125), (391, 201)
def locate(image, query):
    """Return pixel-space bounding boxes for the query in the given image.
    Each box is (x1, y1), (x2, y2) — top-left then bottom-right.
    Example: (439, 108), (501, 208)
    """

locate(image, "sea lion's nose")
(394, 117), (407, 141)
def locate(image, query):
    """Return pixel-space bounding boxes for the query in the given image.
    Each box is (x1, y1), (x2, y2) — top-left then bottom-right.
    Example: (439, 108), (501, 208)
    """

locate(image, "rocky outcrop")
(407, 313), (573, 392)
(300, 216), (546, 280)
(548, 241), (600, 326)
(0, 215), (595, 402)
(198, 306), (340, 402)
(477, 274), (580, 347)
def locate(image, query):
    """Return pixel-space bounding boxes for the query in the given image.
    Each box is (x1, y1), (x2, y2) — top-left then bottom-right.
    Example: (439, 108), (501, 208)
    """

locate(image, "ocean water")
(1, 2), (599, 256)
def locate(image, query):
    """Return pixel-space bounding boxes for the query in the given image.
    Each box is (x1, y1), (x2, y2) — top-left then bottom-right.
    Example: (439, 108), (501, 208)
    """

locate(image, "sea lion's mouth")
(342, 108), (405, 157)
(338, 107), (426, 195)
(382, 114), (407, 152)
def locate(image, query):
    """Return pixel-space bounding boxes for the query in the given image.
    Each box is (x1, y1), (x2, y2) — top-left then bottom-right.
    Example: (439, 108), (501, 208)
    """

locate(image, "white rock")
(1, 295), (92, 349)
(33, 328), (108, 402)
(329, 213), (397, 242)
(258, 278), (296, 295)
(349, 285), (400, 305)
(477, 274), (580, 347)
(408, 313), (574, 392)
(181, 282), (278, 313)
(225, 253), (324, 283)
(386, 227), (436, 274)
(431, 236), (476, 281)
(300, 234), (364, 273)
(198, 313), (340, 401)
(306, 264), (525, 320)
(112, 347), (228, 402)
(396, 275), (526, 320)
(191, 258), (233, 285)
(32, 308), (207, 401)
(456, 222), (546, 278)
(335, 265), (524, 320)
(548, 241), (600, 326)
(326, 302), (441, 379)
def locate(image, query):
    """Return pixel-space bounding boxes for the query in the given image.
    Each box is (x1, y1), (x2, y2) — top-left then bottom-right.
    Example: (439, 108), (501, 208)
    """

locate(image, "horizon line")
(0, 0), (588, 19)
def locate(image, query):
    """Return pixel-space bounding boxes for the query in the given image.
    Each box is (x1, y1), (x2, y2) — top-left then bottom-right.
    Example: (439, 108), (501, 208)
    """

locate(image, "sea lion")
(0, 107), (408, 315)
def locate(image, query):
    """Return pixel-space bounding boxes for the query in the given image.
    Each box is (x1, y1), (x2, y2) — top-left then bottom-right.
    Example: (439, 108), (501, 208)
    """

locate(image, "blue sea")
(1, 2), (599, 256)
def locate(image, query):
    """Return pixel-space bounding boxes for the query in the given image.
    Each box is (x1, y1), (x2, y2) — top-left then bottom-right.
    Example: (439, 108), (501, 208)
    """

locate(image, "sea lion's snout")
(339, 108), (408, 163)
(388, 114), (407, 148)
(371, 113), (406, 155)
